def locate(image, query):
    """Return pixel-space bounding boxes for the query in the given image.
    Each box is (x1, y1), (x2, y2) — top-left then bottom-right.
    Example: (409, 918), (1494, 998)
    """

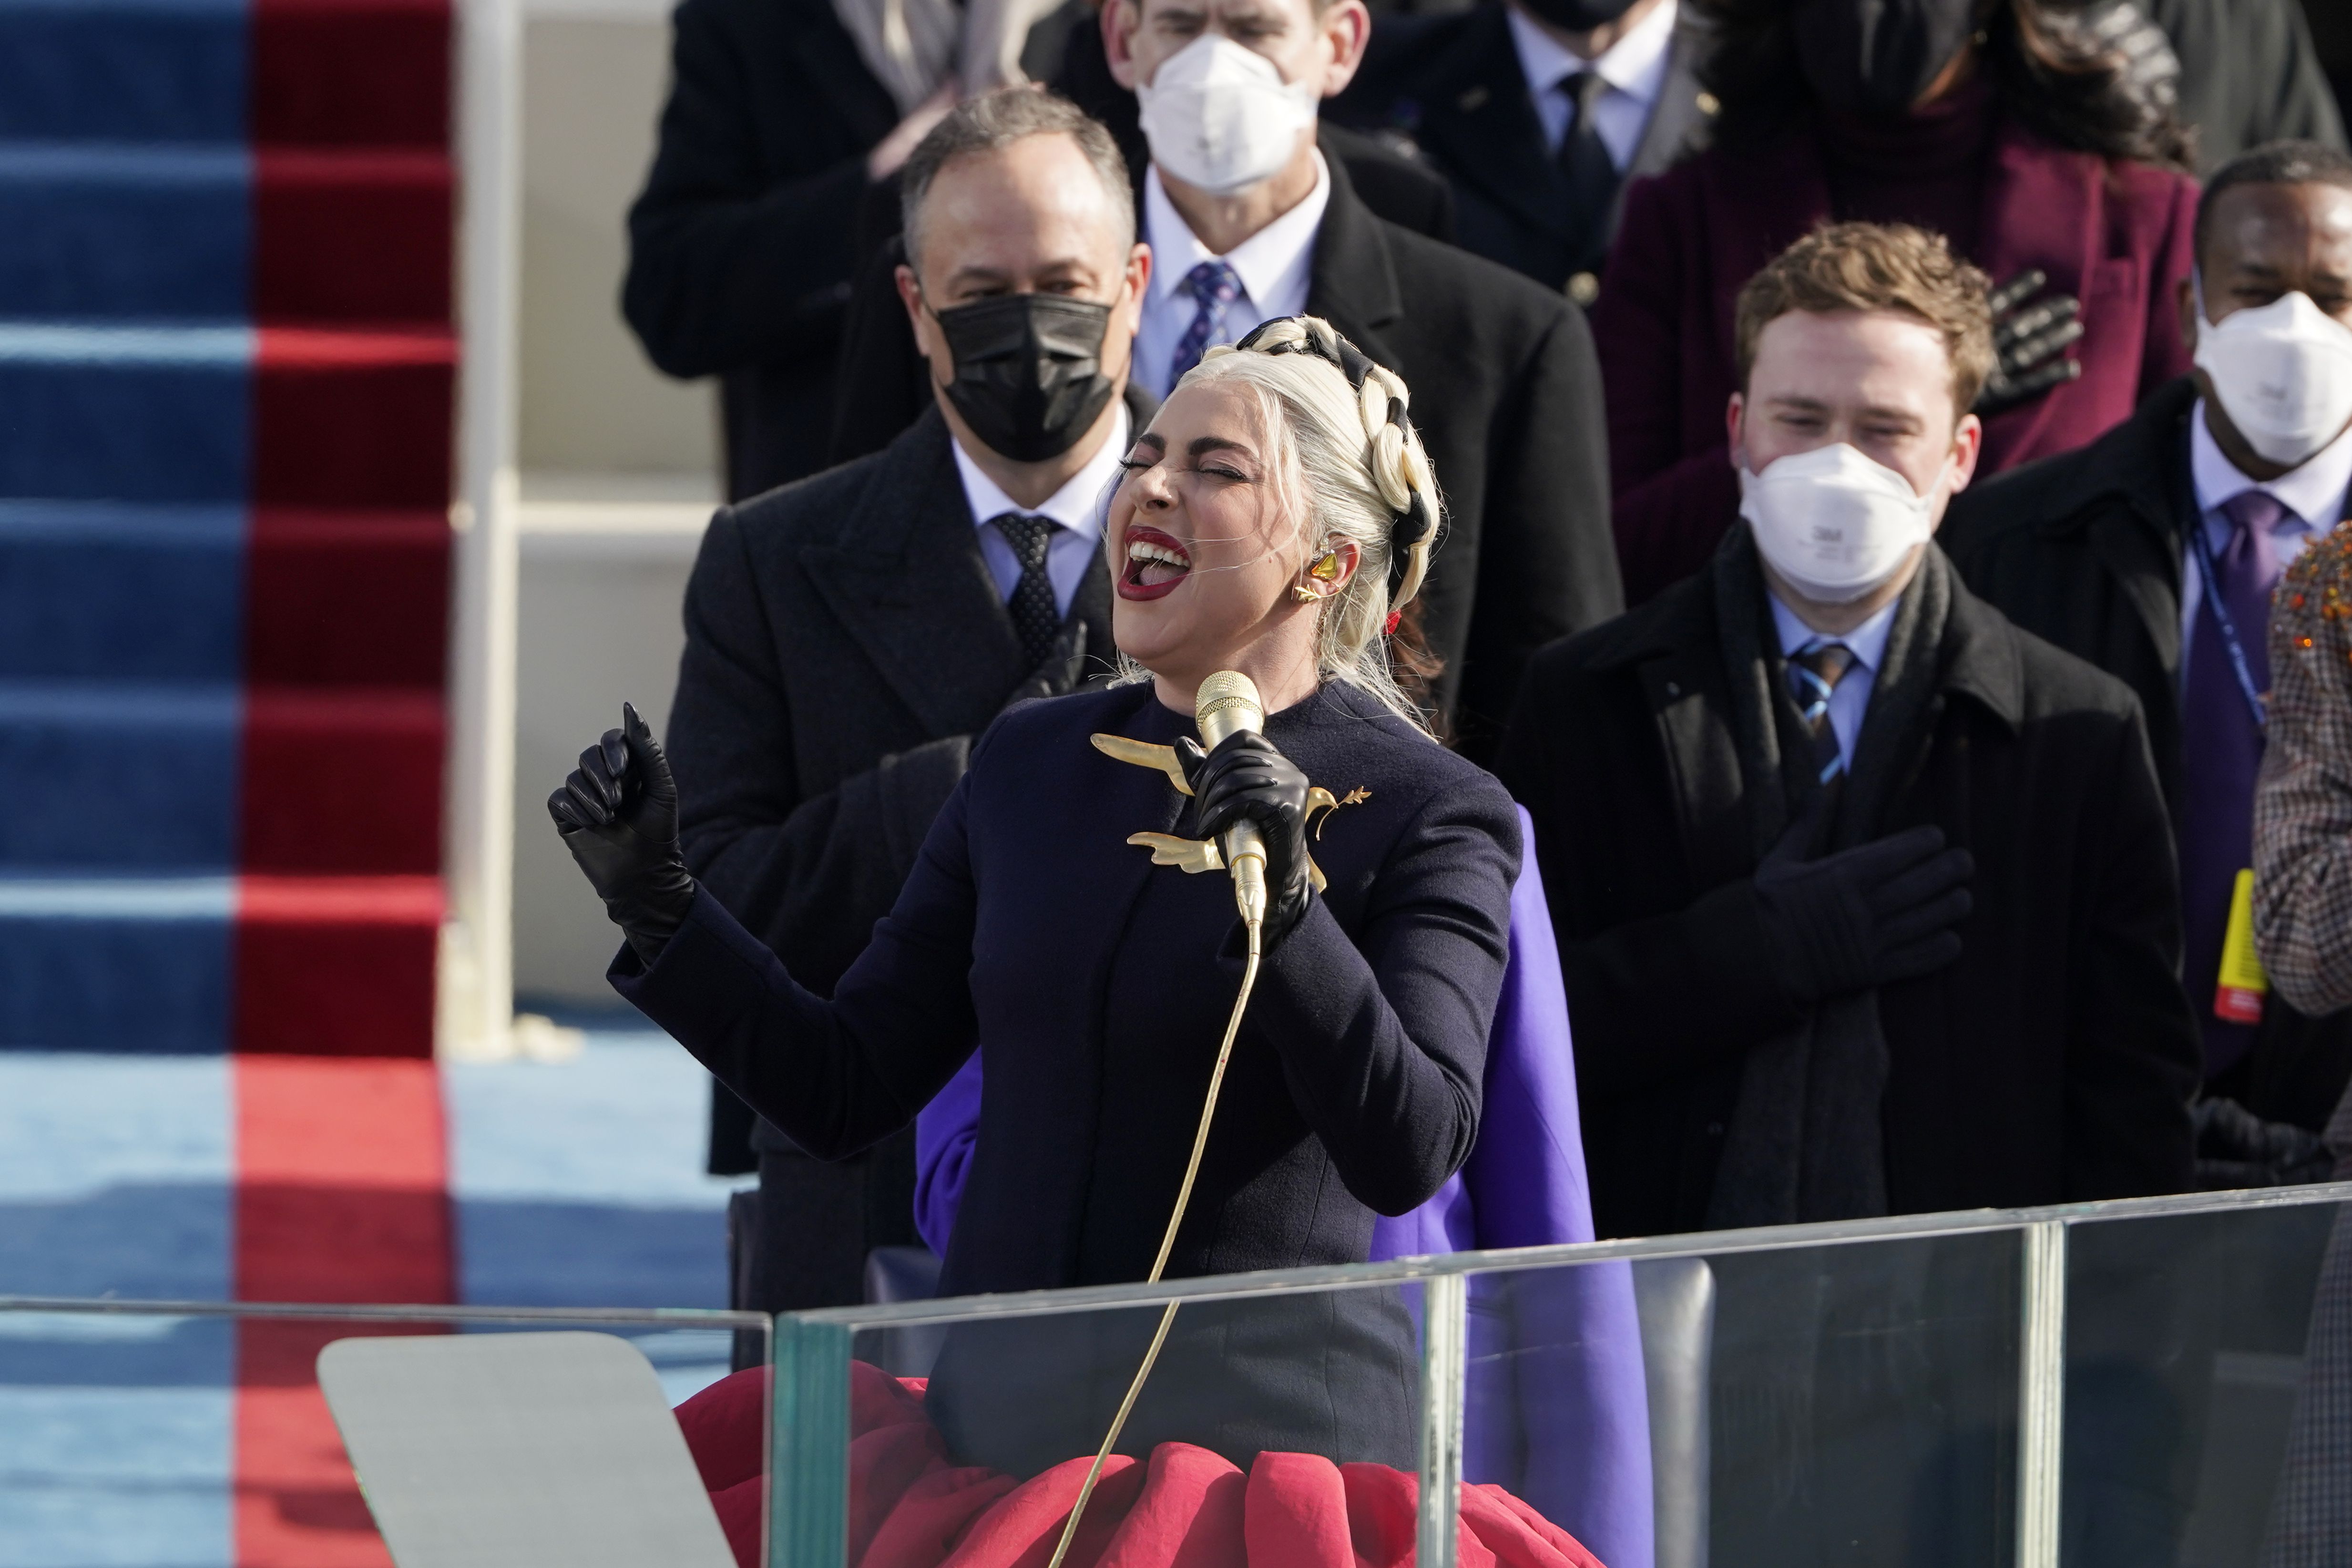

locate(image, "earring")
(1290, 584), (1321, 604)
(1309, 552), (1342, 582)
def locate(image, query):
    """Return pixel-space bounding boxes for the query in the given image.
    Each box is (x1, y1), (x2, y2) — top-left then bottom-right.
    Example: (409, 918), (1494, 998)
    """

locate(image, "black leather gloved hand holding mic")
(546, 702), (695, 964)
(1975, 269), (2085, 415)
(1175, 728), (1316, 946)
(1753, 820), (1975, 1003)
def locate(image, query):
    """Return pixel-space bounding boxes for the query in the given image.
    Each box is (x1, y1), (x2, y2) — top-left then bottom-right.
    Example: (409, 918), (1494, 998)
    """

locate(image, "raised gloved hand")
(546, 702), (695, 963)
(1976, 269), (2085, 414)
(999, 621), (1090, 715)
(1754, 821), (1974, 1002)
(1175, 727), (1315, 945)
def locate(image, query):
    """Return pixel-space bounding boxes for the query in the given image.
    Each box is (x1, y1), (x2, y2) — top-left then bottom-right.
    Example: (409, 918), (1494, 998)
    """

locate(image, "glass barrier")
(781, 1184), (2352, 1568)
(10, 1184), (2350, 1568)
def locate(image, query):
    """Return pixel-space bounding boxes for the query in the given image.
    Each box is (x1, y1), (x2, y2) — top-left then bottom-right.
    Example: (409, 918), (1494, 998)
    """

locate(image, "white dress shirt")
(1133, 154), (1331, 400)
(951, 402), (1130, 617)
(2178, 399), (2352, 687)
(1507, 0), (1679, 170)
(1769, 590), (1901, 775)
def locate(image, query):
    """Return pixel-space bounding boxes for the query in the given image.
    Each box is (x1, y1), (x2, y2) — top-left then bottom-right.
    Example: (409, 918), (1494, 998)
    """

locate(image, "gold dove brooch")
(1090, 734), (1368, 892)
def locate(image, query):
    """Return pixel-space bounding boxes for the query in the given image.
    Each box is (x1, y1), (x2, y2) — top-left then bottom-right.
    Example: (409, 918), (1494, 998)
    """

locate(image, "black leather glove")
(999, 621), (1090, 716)
(1976, 269), (2085, 414)
(1753, 821), (1974, 1003)
(546, 701), (695, 964)
(2192, 1096), (2337, 1189)
(1175, 727), (1314, 945)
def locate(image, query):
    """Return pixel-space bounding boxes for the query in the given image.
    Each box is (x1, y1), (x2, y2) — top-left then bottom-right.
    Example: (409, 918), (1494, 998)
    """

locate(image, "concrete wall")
(513, 3), (719, 1005)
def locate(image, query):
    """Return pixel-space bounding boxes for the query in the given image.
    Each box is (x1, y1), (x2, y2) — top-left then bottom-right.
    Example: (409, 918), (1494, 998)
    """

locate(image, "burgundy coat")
(1595, 118), (2198, 604)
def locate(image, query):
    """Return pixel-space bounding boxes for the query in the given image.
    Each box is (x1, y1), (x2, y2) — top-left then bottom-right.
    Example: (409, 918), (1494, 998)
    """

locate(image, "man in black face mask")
(1332, 0), (1716, 299)
(658, 89), (1151, 1322)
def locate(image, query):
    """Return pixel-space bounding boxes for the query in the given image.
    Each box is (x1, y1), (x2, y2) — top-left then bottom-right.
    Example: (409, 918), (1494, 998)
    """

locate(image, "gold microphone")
(1195, 670), (1268, 930)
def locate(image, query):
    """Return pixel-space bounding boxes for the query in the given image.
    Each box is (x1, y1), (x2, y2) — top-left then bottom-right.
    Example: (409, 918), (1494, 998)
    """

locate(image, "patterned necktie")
(2178, 487), (2297, 1077)
(1555, 71), (1621, 277)
(992, 513), (1063, 668)
(1167, 259), (1243, 389)
(1787, 641), (1858, 786)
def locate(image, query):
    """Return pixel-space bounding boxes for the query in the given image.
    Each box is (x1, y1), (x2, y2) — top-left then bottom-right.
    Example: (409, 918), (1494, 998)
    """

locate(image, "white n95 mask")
(1739, 442), (1942, 604)
(2192, 281), (2352, 468)
(1135, 35), (1319, 197)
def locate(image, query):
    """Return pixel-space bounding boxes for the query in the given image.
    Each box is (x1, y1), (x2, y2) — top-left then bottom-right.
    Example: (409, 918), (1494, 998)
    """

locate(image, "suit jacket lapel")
(1622, 17), (1712, 183)
(1408, 5), (1571, 243)
(1305, 159), (1407, 375)
(801, 408), (1031, 736)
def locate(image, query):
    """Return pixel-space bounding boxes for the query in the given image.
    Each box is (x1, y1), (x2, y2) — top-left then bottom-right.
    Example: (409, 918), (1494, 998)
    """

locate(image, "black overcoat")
(621, 0), (900, 498)
(1944, 376), (2352, 1129)
(1496, 551), (2200, 1239)
(616, 680), (1520, 1476)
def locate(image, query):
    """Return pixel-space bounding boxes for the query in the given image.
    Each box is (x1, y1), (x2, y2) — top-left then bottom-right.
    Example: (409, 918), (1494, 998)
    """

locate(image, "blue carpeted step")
(0, 322), (250, 501)
(0, 504), (245, 681)
(0, 874), (232, 1052)
(0, 145), (248, 318)
(0, 0), (245, 145)
(0, 681), (237, 869)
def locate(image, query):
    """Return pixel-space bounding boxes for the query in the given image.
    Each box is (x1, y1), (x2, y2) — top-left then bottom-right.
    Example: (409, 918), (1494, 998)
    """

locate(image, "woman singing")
(550, 318), (1598, 1567)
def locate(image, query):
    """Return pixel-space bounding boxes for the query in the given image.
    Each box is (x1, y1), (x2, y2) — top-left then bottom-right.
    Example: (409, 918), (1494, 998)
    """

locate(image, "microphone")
(1195, 670), (1268, 930)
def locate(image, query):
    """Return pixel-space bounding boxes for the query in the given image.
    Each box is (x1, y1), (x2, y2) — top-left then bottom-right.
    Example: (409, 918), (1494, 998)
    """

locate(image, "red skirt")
(675, 1364), (1607, 1568)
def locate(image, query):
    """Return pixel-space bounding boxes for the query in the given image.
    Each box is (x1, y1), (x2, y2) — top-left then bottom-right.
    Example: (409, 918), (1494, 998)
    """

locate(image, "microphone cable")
(1044, 913), (1262, 1568)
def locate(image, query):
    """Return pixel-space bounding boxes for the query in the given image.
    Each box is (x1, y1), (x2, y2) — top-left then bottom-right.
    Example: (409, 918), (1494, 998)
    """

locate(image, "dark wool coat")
(616, 680), (1520, 1478)
(1945, 376), (2352, 1129)
(1331, 0), (1717, 291)
(827, 153), (1616, 762)
(1595, 118), (2198, 605)
(1496, 549), (2200, 1239)
(621, 0), (901, 499)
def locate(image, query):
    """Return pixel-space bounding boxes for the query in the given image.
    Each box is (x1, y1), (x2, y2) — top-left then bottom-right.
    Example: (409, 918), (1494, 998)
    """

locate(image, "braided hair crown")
(1204, 315), (1440, 610)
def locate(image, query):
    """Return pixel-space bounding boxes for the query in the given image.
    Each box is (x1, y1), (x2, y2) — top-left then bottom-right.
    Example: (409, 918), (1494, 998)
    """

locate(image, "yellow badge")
(2215, 869), (2268, 1025)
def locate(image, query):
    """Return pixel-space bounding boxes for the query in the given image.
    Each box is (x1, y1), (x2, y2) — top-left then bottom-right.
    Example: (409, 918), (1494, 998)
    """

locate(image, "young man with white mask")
(1502, 222), (2199, 1245)
(1101, 0), (1622, 758)
(1500, 219), (2201, 1561)
(1951, 140), (2352, 1142)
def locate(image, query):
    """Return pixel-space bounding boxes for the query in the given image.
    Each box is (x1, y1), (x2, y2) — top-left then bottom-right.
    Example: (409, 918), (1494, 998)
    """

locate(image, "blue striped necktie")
(1788, 641), (1857, 785)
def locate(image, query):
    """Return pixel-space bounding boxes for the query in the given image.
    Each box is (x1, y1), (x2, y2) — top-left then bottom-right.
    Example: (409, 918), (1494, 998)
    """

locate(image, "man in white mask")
(1500, 217), (2201, 1557)
(1098, 0), (1623, 759)
(1502, 220), (2198, 1243)
(1951, 139), (2352, 1150)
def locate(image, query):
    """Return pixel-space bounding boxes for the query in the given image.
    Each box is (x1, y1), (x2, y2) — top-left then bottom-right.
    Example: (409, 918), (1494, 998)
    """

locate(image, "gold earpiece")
(1290, 584), (1321, 604)
(1309, 552), (1342, 581)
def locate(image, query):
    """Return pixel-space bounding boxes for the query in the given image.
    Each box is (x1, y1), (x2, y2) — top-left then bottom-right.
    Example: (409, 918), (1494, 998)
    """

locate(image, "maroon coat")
(1595, 117), (2198, 604)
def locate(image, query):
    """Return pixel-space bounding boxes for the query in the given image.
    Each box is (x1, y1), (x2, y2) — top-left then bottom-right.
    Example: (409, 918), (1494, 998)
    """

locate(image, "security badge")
(1088, 734), (1367, 891)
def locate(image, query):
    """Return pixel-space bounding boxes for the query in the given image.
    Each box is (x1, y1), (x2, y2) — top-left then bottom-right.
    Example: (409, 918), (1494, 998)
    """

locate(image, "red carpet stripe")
(232, 1054), (453, 1566)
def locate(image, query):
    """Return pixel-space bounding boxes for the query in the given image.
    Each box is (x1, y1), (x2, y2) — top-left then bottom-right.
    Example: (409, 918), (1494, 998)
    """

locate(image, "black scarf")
(1704, 529), (1955, 1229)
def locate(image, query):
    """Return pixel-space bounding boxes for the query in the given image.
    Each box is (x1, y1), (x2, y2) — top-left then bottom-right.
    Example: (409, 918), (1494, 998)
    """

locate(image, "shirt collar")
(1145, 152), (1331, 313)
(951, 401), (1130, 540)
(2188, 396), (2352, 533)
(1769, 589), (1901, 675)
(1506, 0), (1679, 103)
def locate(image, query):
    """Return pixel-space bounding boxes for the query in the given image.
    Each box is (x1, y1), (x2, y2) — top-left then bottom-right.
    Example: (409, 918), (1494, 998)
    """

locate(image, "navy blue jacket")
(614, 680), (1519, 1476)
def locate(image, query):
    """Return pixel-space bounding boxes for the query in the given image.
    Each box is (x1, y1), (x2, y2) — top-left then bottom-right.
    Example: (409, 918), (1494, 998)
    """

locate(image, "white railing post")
(1418, 1271), (1468, 1568)
(2016, 1220), (2067, 1568)
(442, 0), (525, 1059)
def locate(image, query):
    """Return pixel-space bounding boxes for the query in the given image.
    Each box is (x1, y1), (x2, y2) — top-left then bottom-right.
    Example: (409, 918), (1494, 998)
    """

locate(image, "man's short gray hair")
(899, 89), (1135, 277)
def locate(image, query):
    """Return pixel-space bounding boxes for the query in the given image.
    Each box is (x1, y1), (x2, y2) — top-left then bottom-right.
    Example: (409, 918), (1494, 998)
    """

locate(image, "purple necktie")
(2178, 489), (2292, 1077)
(1167, 259), (1242, 389)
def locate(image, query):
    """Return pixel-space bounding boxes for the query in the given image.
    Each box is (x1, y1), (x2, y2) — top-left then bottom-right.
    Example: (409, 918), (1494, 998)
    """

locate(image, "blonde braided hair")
(1170, 315), (1444, 735)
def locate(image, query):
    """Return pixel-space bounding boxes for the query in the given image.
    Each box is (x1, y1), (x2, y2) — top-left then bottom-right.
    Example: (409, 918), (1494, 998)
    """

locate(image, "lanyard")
(2185, 509), (2270, 733)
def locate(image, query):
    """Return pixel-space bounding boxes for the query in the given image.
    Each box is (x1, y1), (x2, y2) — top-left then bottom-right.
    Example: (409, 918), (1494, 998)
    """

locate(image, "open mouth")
(1118, 525), (1191, 601)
